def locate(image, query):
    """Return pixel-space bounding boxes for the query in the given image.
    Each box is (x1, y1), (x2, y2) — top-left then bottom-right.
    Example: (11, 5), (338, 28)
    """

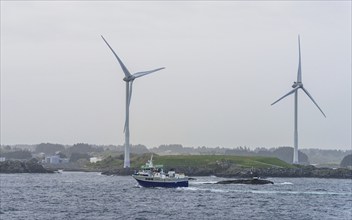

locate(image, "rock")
(0, 160), (53, 173)
(216, 178), (274, 185)
(215, 166), (352, 179)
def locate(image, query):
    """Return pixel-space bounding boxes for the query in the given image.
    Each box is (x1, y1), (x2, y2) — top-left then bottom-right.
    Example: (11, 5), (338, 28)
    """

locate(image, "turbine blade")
(297, 35), (302, 83)
(301, 87), (326, 117)
(133, 67), (165, 79)
(271, 87), (299, 106)
(101, 35), (131, 77)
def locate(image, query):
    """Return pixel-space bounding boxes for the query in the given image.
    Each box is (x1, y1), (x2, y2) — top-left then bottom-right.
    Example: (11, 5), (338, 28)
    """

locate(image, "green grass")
(87, 154), (293, 169)
(151, 155), (293, 169)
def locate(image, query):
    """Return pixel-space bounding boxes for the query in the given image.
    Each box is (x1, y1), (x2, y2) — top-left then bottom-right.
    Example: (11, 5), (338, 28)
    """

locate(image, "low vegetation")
(88, 153), (292, 171)
(152, 155), (293, 169)
(97, 154), (351, 178)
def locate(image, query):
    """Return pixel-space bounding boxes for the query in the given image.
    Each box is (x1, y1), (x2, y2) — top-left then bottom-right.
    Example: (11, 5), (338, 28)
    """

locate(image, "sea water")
(1, 172), (351, 220)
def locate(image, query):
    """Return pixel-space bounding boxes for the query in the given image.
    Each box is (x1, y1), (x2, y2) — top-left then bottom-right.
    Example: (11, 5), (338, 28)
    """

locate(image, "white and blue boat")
(132, 155), (188, 188)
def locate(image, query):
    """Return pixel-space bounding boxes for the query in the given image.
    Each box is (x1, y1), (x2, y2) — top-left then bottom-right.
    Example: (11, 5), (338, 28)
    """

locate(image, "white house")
(90, 157), (102, 163)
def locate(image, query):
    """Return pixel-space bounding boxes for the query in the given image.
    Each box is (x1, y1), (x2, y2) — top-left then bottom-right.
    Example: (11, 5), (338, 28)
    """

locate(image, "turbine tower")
(101, 35), (165, 168)
(271, 35), (326, 164)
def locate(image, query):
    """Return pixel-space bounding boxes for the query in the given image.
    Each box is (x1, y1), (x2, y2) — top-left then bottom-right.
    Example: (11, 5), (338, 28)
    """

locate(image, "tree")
(1, 150), (32, 160)
(56, 152), (67, 158)
(340, 154), (352, 168)
(69, 153), (90, 163)
(35, 143), (65, 155)
(272, 147), (309, 164)
(3, 145), (11, 151)
(67, 143), (93, 155)
(131, 145), (150, 154)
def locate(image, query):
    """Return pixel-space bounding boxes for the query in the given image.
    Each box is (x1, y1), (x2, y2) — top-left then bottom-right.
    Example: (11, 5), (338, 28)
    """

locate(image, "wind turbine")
(101, 35), (165, 168)
(271, 35), (326, 164)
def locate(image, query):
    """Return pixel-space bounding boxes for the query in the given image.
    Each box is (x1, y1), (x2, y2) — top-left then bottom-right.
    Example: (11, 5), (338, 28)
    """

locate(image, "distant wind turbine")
(101, 35), (165, 168)
(271, 35), (326, 164)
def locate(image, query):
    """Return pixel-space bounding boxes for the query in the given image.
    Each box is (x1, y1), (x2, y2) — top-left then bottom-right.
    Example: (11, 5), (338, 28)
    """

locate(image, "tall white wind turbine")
(271, 35), (326, 164)
(101, 35), (165, 168)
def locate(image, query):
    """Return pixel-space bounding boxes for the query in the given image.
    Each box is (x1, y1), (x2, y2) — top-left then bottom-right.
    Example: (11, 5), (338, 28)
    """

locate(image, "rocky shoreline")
(101, 165), (352, 179)
(1, 160), (351, 179)
(214, 166), (352, 179)
(0, 160), (53, 173)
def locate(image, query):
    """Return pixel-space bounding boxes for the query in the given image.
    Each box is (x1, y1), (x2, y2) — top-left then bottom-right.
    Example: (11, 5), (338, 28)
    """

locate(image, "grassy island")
(91, 154), (351, 178)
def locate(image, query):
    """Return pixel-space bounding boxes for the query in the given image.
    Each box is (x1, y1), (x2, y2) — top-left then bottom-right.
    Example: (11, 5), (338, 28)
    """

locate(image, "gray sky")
(1, 1), (351, 149)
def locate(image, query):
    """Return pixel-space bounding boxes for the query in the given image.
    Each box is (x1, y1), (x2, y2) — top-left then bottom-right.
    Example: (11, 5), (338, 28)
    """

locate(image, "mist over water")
(1, 172), (351, 220)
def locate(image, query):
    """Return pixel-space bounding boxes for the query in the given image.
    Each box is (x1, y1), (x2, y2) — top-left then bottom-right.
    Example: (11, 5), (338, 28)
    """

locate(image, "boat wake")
(176, 185), (350, 196)
(177, 186), (229, 193)
(277, 182), (293, 185)
(189, 181), (218, 185)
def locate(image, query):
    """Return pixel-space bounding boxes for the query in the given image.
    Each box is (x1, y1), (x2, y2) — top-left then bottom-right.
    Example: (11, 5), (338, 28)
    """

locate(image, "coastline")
(1, 161), (351, 179)
(99, 166), (352, 179)
(0, 160), (53, 173)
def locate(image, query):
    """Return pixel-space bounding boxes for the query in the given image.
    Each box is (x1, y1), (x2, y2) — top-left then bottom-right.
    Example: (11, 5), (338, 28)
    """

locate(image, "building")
(44, 155), (69, 164)
(90, 157), (102, 163)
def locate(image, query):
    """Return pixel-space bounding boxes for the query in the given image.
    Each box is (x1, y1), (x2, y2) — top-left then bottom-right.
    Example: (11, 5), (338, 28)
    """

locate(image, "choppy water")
(1, 172), (351, 220)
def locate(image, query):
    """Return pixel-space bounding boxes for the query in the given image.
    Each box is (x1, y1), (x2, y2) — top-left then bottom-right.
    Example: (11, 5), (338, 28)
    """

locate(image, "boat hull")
(133, 175), (188, 188)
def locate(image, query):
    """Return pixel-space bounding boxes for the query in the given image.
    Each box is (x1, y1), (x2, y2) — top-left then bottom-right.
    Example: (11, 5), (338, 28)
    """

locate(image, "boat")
(132, 155), (188, 188)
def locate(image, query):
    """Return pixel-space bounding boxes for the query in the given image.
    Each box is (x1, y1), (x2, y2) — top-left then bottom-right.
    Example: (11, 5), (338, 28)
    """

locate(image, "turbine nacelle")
(123, 76), (136, 82)
(292, 82), (303, 88)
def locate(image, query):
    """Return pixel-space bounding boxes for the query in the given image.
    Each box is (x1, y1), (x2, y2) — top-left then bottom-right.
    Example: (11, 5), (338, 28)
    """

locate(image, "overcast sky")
(1, 1), (351, 149)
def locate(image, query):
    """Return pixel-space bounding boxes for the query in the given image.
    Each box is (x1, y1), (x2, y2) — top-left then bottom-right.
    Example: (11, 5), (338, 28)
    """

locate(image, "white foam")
(278, 182), (293, 185)
(190, 181), (217, 185)
(178, 186), (229, 193)
(248, 190), (351, 196)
